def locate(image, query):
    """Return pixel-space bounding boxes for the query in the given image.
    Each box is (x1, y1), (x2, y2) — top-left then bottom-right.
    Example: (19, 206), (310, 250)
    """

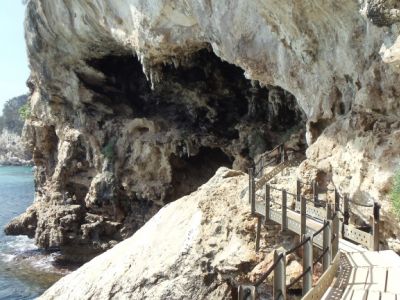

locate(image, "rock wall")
(6, 0), (400, 258)
(39, 168), (303, 300)
(0, 130), (32, 166)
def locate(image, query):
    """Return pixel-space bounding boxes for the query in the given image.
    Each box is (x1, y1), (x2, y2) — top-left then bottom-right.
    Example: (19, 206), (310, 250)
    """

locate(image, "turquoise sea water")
(0, 166), (63, 300)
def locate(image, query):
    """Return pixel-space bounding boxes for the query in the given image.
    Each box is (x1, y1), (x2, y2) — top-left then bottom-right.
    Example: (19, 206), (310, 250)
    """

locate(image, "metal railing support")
(249, 168), (255, 215)
(326, 203), (333, 220)
(342, 194), (350, 237)
(302, 234), (313, 295)
(300, 196), (306, 237)
(273, 249), (286, 300)
(296, 180), (301, 203)
(255, 216), (262, 252)
(322, 220), (332, 272)
(372, 202), (381, 251)
(332, 213), (339, 258)
(334, 188), (340, 212)
(313, 180), (318, 207)
(282, 189), (287, 232)
(265, 184), (270, 224)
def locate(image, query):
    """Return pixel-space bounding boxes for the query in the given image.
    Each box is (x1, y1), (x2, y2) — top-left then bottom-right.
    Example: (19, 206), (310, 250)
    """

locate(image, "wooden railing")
(239, 167), (381, 300)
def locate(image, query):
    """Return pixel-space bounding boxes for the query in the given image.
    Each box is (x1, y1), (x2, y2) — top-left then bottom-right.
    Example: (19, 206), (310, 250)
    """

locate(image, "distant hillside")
(0, 94), (31, 165)
(0, 94), (28, 135)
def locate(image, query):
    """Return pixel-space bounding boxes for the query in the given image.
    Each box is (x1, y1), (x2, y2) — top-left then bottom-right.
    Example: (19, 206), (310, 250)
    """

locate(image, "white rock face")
(39, 168), (306, 299)
(26, 0), (400, 196)
(14, 0), (400, 255)
(39, 168), (256, 299)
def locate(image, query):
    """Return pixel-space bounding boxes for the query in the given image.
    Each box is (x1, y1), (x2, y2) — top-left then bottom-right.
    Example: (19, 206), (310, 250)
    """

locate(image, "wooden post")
(255, 216), (262, 252)
(282, 189), (287, 232)
(280, 144), (285, 163)
(265, 184), (270, 224)
(302, 234), (313, 295)
(301, 196), (306, 237)
(322, 220), (332, 272)
(313, 180), (318, 207)
(249, 168), (255, 215)
(273, 249), (286, 300)
(372, 202), (381, 251)
(332, 213), (339, 258)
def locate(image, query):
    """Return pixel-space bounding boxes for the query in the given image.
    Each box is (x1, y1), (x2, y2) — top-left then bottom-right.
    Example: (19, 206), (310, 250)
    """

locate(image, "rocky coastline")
(0, 131), (32, 166)
(3, 0), (400, 297)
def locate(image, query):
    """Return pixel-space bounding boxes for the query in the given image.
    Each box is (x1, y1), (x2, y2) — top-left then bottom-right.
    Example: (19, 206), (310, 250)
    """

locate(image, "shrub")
(391, 170), (400, 217)
(0, 95), (28, 134)
(18, 103), (31, 120)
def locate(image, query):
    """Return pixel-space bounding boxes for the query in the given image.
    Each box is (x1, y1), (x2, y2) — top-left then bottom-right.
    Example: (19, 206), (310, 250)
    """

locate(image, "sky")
(0, 1), (30, 113)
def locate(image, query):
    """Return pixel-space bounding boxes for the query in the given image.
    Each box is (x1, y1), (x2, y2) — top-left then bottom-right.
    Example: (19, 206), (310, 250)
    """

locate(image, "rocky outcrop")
(39, 168), (303, 299)
(6, 0), (400, 258)
(0, 131), (32, 166)
(0, 95), (32, 165)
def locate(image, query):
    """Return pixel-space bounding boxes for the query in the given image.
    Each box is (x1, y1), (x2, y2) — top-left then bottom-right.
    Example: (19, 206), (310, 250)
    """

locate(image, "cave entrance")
(167, 147), (233, 203)
(78, 47), (306, 205)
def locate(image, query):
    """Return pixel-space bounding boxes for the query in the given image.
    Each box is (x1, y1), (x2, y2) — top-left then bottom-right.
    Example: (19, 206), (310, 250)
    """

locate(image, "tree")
(0, 95), (29, 134)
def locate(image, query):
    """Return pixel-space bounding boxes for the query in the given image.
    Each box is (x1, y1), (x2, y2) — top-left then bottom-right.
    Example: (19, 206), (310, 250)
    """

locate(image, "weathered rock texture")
(6, 0), (400, 258)
(0, 131), (32, 166)
(0, 94), (32, 165)
(39, 168), (303, 300)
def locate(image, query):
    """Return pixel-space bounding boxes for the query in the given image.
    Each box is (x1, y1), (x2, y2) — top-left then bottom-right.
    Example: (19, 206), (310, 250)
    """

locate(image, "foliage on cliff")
(0, 94), (28, 134)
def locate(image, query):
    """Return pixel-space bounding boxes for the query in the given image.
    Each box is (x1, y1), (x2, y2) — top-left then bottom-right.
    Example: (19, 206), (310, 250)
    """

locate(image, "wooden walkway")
(240, 143), (400, 300)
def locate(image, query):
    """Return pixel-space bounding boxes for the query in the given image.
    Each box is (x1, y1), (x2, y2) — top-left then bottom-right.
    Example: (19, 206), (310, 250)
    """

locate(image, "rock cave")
(5, 1), (400, 298)
(7, 45), (306, 262)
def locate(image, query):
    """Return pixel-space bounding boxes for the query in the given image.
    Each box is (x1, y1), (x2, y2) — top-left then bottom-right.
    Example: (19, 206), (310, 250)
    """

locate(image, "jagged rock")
(38, 168), (260, 299)
(0, 130), (32, 166)
(7, 0), (400, 258)
(4, 204), (37, 238)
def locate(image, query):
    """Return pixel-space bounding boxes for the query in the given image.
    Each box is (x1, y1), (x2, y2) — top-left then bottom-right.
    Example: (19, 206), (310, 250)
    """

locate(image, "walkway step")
(387, 267), (400, 294)
(339, 239), (368, 253)
(345, 251), (400, 268)
(341, 290), (399, 300)
(381, 292), (398, 300)
(329, 251), (400, 300)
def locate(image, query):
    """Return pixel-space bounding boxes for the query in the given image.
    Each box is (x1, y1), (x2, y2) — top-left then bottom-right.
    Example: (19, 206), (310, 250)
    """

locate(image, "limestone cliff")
(5, 0), (400, 259)
(39, 168), (304, 300)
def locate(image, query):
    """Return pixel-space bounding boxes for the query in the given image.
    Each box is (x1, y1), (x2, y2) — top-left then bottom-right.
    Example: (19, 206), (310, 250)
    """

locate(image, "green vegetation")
(0, 94), (29, 134)
(391, 170), (400, 217)
(102, 138), (117, 161)
(18, 103), (31, 120)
